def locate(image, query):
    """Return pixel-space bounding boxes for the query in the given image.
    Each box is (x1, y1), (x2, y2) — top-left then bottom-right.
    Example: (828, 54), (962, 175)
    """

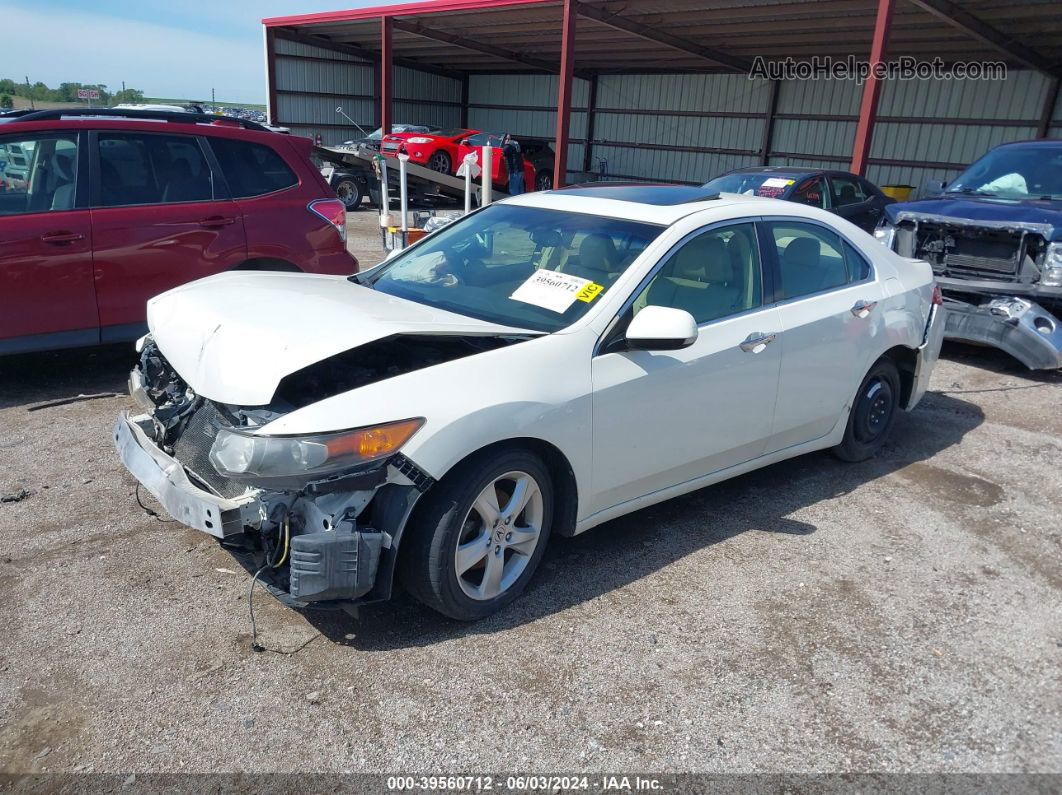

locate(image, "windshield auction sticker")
(510, 269), (602, 313)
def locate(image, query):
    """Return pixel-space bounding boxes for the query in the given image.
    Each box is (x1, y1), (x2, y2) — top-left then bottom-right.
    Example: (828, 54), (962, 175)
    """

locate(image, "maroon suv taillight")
(932, 284), (943, 305)
(308, 198), (347, 243)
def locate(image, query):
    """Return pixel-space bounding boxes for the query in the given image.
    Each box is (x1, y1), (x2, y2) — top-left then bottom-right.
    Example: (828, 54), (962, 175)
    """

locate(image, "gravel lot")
(0, 210), (1060, 775)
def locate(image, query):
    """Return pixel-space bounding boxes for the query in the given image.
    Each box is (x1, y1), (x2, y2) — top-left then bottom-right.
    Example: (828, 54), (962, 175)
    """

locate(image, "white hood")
(147, 271), (523, 405)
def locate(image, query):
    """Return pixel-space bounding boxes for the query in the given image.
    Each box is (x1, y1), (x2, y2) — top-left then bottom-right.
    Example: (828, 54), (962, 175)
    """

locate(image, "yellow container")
(881, 184), (916, 201)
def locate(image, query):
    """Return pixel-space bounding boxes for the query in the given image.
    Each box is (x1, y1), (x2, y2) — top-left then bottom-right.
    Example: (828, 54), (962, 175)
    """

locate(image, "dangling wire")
(135, 483), (176, 523)
(249, 515), (292, 653)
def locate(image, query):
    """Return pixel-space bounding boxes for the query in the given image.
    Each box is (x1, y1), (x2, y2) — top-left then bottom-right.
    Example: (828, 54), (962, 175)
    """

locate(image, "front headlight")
(406, 137), (433, 144)
(873, 221), (896, 250)
(1042, 243), (1062, 287)
(209, 418), (424, 480)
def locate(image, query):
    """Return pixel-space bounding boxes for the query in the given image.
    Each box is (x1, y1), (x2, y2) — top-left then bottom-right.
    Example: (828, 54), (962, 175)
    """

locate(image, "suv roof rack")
(4, 107), (270, 132)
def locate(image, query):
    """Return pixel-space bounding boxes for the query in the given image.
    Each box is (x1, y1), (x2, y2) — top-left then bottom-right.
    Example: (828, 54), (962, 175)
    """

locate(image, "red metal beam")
(850, 0), (894, 176)
(381, 16), (393, 140)
(263, 0), (556, 28)
(554, 0), (577, 189)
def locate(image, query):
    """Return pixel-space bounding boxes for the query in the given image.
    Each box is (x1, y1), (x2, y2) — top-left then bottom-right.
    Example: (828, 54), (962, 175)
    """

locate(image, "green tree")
(0, 95), (12, 110)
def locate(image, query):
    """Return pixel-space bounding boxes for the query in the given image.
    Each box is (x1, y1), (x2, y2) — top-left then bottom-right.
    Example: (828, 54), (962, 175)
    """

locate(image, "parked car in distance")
(521, 138), (556, 192)
(381, 127), (536, 192)
(875, 139), (1062, 370)
(703, 167), (895, 233)
(0, 108), (357, 356)
(115, 184), (944, 621)
(344, 123), (441, 152)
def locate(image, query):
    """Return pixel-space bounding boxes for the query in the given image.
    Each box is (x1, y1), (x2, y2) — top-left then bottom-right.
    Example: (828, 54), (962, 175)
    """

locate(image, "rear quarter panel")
(237, 134), (356, 274)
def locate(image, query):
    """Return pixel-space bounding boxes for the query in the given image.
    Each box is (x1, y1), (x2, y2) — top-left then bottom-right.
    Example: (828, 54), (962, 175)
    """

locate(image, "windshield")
(366, 204), (664, 332)
(947, 145), (1062, 200)
(703, 172), (799, 199)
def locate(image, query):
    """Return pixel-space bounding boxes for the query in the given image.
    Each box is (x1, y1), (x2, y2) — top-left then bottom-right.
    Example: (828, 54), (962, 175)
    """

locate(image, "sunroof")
(555, 183), (720, 206)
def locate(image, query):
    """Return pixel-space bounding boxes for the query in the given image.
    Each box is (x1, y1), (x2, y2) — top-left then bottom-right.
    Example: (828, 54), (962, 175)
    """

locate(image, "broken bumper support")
(942, 296), (1062, 370)
(113, 411), (255, 538)
(114, 411), (387, 606)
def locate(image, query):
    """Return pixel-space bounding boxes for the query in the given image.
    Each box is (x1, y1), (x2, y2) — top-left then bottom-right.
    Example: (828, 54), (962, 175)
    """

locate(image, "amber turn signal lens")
(325, 418), (424, 461)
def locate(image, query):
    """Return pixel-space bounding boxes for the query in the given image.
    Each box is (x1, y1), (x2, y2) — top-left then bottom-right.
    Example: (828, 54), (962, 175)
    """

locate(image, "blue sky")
(1, 0), (409, 103)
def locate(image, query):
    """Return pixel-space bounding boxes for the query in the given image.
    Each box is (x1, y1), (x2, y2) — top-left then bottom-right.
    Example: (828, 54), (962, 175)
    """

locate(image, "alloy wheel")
(428, 152), (451, 174)
(454, 471), (544, 601)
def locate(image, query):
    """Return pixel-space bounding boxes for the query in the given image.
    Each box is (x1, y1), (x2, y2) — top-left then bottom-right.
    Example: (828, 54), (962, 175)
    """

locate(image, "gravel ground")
(0, 210), (1060, 775)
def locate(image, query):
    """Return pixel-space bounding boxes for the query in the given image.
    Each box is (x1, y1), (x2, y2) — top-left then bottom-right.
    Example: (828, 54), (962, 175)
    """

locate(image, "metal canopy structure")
(263, 0), (1062, 186)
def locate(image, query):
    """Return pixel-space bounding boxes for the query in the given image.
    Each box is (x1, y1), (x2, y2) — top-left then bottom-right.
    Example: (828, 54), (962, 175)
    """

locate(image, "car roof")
(992, 139), (1062, 150)
(725, 166), (819, 177)
(507, 185), (781, 225)
(0, 115), (287, 146)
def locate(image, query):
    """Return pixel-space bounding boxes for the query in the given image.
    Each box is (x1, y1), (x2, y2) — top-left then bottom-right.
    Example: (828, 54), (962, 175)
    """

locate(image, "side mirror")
(625, 306), (698, 351)
(924, 179), (946, 195)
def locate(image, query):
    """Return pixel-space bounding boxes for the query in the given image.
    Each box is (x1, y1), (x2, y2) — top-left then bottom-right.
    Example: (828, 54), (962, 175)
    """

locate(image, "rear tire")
(399, 448), (553, 621)
(535, 170), (553, 191)
(334, 177), (362, 211)
(833, 357), (901, 462)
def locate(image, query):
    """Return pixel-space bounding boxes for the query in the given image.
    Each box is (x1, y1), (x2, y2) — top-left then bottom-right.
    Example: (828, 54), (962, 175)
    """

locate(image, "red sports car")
(381, 128), (536, 191)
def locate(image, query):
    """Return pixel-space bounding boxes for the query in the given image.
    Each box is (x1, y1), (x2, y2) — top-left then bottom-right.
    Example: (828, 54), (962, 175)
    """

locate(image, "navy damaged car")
(875, 139), (1062, 370)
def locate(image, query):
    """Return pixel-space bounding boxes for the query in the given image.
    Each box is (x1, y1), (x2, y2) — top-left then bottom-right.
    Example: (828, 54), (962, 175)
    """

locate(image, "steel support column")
(1038, 77), (1060, 138)
(759, 79), (779, 166)
(380, 16), (393, 140)
(461, 74), (470, 129)
(582, 74), (599, 177)
(265, 28), (279, 126)
(553, 0), (577, 188)
(850, 0), (894, 176)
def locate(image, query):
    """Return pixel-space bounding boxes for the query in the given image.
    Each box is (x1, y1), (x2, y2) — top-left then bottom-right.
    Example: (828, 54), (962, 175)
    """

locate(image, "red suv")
(0, 108), (357, 356)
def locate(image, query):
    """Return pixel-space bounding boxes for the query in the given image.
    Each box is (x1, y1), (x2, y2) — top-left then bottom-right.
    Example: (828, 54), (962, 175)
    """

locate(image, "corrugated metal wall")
(273, 36), (1059, 192)
(590, 74), (770, 183)
(273, 36), (461, 144)
(468, 74), (589, 179)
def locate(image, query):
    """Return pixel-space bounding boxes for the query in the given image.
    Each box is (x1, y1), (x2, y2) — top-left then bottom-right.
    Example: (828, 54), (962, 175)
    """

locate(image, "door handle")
(739, 332), (776, 353)
(851, 300), (878, 318)
(40, 231), (84, 245)
(198, 216), (235, 227)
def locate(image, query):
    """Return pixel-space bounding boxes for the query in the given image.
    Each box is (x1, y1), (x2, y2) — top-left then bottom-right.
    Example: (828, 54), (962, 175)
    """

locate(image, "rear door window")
(208, 138), (297, 198)
(829, 175), (868, 207)
(790, 177), (829, 209)
(96, 132), (216, 207)
(768, 221), (849, 299)
(0, 133), (79, 215)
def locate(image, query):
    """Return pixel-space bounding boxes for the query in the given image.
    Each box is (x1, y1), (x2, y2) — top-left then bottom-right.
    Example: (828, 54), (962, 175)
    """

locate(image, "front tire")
(399, 449), (553, 620)
(427, 150), (452, 175)
(833, 357), (901, 462)
(535, 170), (553, 191)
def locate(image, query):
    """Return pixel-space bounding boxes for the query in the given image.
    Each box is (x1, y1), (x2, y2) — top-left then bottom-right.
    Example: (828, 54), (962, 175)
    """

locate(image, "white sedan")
(115, 184), (944, 620)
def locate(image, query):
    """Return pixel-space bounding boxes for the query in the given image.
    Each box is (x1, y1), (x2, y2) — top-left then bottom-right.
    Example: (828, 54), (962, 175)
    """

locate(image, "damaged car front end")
(875, 140), (1062, 369)
(113, 268), (539, 610)
(117, 337), (430, 607)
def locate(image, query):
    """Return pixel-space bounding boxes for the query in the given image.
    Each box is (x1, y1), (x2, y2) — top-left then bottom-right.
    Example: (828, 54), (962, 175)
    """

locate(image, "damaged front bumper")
(113, 410), (409, 608)
(114, 411), (254, 538)
(941, 291), (1062, 370)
